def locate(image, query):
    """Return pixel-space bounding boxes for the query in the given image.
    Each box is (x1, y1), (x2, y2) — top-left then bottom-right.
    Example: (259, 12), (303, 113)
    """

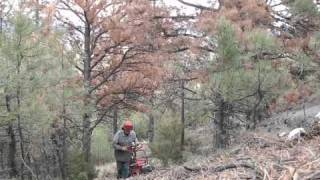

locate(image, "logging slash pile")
(133, 122), (320, 180)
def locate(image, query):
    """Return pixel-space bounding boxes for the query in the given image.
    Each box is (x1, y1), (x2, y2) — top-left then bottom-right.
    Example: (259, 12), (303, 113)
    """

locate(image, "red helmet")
(123, 120), (133, 131)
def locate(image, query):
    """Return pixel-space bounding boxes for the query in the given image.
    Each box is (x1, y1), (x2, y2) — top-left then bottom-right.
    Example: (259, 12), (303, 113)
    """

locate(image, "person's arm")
(113, 132), (126, 151)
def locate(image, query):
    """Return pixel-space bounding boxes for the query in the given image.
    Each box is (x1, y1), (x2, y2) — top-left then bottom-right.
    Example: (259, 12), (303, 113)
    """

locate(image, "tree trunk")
(113, 107), (118, 135)
(250, 89), (263, 130)
(0, 0), (3, 34)
(180, 81), (185, 152)
(148, 113), (154, 142)
(34, 0), (40, 26)
(54, 112), (68, 180)
(251, 64), (264, 130)
(16, 50), (30, 180)
(214, 94), (227, 149)
(82, 100), (92, 163)
(59, 41), (67, 180)
(0, 143), (3, 170)
(0, 11), (2, 33)
(82, 16), (93, 165)
(26, 153), (32, 180)
(41, 133), (50, 178)
(6, 94), (18, 177)
(56, 145), (64, 179)
(60, 109), (67, 180)
(303, 99), (306, 122)
(17, 101), (27, 180)
(8, 124), (18, 177)
(251, 106), (258, 129)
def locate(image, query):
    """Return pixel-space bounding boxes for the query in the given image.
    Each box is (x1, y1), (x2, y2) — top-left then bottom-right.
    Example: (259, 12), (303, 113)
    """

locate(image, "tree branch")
(176, 0), (215, 11)
(59, 0), (85, 23)
(90, 43), (121, 70)
(154, 15), (196, 20)
(90, 48), (132, 93)
(183, 87), (197, 94)
(75, 65), (84, 74)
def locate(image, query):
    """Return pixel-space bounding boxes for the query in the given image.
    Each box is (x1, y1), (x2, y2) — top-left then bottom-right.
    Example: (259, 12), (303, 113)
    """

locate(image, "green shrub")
(150, 111), (182, 166)
(184, 135), (202, 154)
(68, 150), (96, 180)
(91, 127), (114, 164)
(290, 0), (319, 16)
(131, 113), (149, 140)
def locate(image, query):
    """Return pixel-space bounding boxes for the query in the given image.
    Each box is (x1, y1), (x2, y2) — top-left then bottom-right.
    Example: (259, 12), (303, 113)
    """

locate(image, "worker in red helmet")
(113, 120), (137, 179)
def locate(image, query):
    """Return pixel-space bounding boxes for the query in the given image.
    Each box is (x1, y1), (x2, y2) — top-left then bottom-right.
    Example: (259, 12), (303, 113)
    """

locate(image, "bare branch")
(90, 48), (133, 93)
(75, 65), (84, 74)
(184, 97), (201, 101)
(20, 156), (38, 180)
(59, 0), (85, 23)
(91, 30), (109, 51)
(57, 17), (84, 34)
(183, 87), (197, 94)
(90, 43), (121, 70)
(176, 0), (215, 11)
(154, 15), (196, 20)
(168, 47), (189, 53)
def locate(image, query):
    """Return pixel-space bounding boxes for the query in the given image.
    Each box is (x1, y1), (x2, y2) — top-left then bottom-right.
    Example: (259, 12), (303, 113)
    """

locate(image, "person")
(113, 120), (137, 179)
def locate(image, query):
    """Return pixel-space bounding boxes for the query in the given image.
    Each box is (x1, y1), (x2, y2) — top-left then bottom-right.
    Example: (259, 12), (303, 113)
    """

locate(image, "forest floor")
(95, 103), (320, 180)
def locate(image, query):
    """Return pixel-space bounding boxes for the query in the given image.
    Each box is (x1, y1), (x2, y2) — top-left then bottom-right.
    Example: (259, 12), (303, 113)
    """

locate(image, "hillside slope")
(134, 131), (320, 180)
(133, 103), (320, 180)
(96, 105), (320, 180)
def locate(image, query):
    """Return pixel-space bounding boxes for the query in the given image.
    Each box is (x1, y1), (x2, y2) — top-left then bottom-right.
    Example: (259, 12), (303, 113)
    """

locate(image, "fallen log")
(184, 162), (263, 177)
(183, 166), (201, 172)
(212, 162), (257, 172)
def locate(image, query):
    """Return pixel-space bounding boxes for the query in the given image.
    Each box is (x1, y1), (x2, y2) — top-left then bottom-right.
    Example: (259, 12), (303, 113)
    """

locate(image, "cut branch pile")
(132, 131), (320, 180)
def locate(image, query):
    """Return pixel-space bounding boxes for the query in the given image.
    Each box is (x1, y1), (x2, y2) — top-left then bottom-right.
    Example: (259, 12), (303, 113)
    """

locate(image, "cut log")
(183, 166), (201, 172)
(212, 162), (257, 172)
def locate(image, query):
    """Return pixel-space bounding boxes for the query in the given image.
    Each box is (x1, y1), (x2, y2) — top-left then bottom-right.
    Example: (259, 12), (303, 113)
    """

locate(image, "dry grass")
(95, 162), (117, 180)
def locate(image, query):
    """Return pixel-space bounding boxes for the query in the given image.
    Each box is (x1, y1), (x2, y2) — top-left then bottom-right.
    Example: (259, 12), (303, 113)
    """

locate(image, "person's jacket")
(113, 129), (137, 162)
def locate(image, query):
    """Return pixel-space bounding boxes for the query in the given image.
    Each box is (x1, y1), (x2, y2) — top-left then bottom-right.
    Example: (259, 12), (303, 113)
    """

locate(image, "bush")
(91, 127), (114, 164)
(131, 113), (149, 140)
(291, 0), (319, 16)
(184, 135), (202, 154)
(150, 111), (182, 166)
(68, 150), (96, 180)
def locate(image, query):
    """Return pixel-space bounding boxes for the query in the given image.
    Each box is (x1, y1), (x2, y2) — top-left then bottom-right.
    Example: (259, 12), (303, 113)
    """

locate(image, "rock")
(278, 132), (287, 137)
(287, 128), (306, 141)
(315, 112), (320, 119)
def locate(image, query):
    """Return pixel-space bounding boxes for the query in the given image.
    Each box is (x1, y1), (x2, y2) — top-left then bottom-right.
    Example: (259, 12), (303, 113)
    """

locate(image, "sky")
(4, 0), (213, 22)
(6, 0), (285, 15)
(162, 0), (214, 15)
(5, 0), (288, 28)
(161, 0), (286, 16)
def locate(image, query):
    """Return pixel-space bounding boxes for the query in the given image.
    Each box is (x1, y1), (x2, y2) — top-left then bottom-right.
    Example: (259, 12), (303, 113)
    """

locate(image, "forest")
(0, 0), (319, 179)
